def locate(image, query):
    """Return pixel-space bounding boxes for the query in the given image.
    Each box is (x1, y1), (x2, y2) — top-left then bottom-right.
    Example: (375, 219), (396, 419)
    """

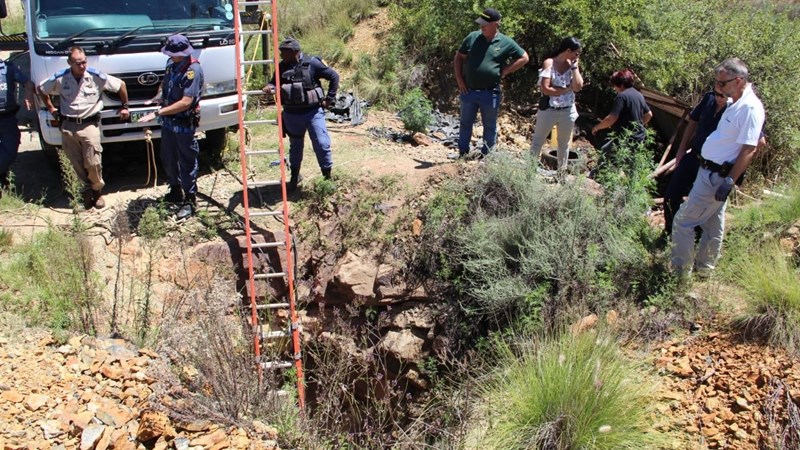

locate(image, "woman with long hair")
(530, 37), (584, 170)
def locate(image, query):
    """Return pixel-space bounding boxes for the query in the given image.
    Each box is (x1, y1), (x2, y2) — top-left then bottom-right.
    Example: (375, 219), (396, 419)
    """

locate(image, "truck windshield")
(32, 0), (235, 39)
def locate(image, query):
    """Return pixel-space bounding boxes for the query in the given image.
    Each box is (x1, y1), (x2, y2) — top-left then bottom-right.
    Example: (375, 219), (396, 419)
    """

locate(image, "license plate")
(130, 108), (158, 122)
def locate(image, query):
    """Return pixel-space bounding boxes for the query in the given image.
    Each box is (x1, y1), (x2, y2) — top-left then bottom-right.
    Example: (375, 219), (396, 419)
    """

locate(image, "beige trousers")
(61, 120), (104, 191)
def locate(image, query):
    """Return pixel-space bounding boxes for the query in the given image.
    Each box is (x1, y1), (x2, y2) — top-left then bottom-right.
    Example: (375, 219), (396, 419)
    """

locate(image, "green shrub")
(733, 242), (800, 353)
(390, 0), (800, 179)
(398, 88), (433, 134)
(425, 154), (662, 330)
(470, 331), (660, 449)
(0, 229), (99, 334)
(718, 183), (800, 279)
(0, 229), (12, 250)
(594, 130), (657, 220)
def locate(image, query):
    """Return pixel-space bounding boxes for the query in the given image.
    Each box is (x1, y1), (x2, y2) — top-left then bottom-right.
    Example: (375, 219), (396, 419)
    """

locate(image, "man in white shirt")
(671, 58), (765, 276)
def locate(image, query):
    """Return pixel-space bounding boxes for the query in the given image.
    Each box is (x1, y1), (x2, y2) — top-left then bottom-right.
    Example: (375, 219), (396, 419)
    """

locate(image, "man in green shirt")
(454, 8), (529, 158)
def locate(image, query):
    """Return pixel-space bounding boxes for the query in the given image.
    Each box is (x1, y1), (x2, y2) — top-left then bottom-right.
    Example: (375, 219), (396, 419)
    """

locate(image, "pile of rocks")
(652, 325), (800, 449)
(0, 331), (280, 449)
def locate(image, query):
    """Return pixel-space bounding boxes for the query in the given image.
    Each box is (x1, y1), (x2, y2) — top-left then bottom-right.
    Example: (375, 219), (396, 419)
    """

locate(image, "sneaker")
(694, 267), (714, 281)
(176, 202), (194, 220)
(447, 152), (468, 160)
(464, 150), (485, 161)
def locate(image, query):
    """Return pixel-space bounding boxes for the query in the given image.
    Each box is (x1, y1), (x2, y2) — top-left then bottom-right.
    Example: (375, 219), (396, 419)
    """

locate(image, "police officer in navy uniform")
(39, 46), (130, 209)
(0, 57), (34, 197)
(263, 37), (339, 191)
(139, 34), (204, 220)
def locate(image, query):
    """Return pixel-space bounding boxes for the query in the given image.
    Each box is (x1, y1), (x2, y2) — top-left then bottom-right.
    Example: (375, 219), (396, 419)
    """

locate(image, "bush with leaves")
(389, 0), (800, 179)
(398, 87), (433, 134)
(415, 153), (669, 335)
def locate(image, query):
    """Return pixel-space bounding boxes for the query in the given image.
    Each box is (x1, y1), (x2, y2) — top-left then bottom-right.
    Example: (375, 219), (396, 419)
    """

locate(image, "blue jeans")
(0, 116), (21, 176)
(283, 107), (332, 172)
(160, 125), (199, 195)
(458, 88), (501, 155)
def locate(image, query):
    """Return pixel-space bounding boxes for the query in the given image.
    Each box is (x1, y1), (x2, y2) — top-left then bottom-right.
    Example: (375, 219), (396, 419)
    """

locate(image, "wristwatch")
(724, 176), (734, 185)
(121, 102), (129, 109)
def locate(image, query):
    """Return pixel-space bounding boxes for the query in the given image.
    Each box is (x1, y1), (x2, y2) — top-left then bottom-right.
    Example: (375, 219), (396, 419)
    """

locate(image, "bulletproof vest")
(280, 56), (324, 107)
(0, 61), (18, 114)
(164, 58), (201, 126)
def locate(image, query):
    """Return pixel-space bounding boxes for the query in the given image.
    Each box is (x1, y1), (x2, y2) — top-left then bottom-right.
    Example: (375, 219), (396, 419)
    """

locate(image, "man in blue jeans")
(453, 8), (528, 158)
(264, 37), (339, 191)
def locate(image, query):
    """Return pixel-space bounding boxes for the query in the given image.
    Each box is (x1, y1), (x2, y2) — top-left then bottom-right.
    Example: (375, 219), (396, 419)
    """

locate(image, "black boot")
(176, 193), (196, 220)
(321, 167), (332, 179)
(288, 167), (302, 192)
(82, 189), (96, 210)
(164, 184), (183, 203)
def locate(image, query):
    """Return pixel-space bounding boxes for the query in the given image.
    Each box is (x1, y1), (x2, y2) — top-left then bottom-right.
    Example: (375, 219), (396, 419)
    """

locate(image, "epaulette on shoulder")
(50, 68), (70, 80)
(87, 67), (107, 80)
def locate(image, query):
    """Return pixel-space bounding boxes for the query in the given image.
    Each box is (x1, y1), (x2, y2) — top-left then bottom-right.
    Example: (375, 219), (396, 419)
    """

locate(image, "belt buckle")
(75, 116), (83, 124)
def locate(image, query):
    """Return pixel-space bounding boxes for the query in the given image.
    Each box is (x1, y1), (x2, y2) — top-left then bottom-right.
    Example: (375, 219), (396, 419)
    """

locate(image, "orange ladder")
(232, 0), (304, 409)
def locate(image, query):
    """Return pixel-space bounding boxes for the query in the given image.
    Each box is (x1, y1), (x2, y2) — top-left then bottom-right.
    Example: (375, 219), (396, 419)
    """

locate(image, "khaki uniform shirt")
(39, 67), (123, 119)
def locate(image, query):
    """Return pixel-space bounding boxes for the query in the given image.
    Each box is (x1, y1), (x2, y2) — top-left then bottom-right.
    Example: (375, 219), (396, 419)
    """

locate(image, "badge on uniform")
(187, 70), (195, 80)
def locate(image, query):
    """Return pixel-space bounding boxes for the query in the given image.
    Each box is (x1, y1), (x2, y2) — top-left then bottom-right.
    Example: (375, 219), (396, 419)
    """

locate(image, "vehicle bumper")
(38, 94), (244, 146)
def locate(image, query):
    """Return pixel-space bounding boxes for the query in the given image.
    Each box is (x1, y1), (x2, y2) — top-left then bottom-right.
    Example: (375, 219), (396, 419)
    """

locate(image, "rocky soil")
(652, 321), (800, 449)
(0, 328), (279, 450)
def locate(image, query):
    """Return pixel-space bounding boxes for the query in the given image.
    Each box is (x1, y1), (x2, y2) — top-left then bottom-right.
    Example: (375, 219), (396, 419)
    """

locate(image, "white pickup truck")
(4, 0), (244, 156)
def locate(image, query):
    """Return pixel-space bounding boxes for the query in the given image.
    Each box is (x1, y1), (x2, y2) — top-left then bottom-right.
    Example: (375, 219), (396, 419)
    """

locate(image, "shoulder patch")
(87, 67), (107, 80)
(186, 70), (195, 80)
(49, 68), (70, 81)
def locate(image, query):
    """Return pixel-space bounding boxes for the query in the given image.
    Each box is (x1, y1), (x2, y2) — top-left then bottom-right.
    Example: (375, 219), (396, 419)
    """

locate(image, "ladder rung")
(243, 59), (274, 66)
(240, 0), (272, 6)
(244, 119), (278, 125)
(243, 90), (269, 95)
(255, 302), (290, 310)
(248, 180), (281, 188)
(240, 30), (273, 37)
(261, 361), (293, 370)
(262, 330), (290, 339)
(249, 210), (284, 218)
(252, 241), (285, 249)
(254, 272), (287, 280)
(245, 149), (279, 156)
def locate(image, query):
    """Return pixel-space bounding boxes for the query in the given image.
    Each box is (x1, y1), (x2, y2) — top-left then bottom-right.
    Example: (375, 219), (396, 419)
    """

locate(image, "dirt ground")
(2, 7), (798, 450)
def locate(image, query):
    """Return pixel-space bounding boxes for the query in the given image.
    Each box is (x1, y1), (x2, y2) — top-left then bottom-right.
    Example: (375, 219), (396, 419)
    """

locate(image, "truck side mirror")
(0, 1), (7, 19)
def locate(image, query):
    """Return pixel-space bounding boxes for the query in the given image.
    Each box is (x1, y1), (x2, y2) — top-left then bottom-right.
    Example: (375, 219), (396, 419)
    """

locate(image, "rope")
(143, 128), (158, 188)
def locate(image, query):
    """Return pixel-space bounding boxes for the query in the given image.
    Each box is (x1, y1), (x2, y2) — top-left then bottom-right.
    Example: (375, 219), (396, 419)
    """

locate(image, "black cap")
(278, 37), (301, 51)
(475, 8), (501, 26)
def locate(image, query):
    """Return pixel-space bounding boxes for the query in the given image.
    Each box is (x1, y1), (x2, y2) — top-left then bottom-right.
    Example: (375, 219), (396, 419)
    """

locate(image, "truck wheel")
(38, 132), (62, 171)
(200, 128), (228, 167)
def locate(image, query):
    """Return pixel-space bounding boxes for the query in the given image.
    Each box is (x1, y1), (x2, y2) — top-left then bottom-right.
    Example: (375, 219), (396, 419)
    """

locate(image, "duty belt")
(470, 85), (499, 91)
(62, 113), (100, 124)
(697, 154), (733, 177)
